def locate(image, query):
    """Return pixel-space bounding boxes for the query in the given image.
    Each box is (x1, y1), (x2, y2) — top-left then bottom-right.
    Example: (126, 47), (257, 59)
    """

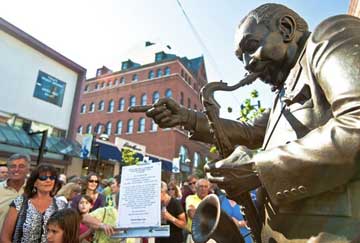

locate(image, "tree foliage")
(121, 147), (140, 166)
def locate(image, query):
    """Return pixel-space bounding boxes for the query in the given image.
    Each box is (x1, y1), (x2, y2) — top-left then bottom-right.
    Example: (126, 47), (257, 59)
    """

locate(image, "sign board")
(80, 134), (93, 159)
(118, 163), (161, 228)
(33, 70), (66, 107)
(172, 157), (180, 173)
(115, 137), (146, 154)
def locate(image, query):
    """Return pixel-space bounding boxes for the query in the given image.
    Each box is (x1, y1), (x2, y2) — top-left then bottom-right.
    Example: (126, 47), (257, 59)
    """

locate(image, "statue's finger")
(128, 105), (152, 112)
(206, 173), (225, 183)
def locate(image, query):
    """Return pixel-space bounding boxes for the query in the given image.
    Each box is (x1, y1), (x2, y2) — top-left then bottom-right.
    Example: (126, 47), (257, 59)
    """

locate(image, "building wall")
(77, 57), (212, 164)
(0, 29), (79, 130)
(349, 0), (360, 17)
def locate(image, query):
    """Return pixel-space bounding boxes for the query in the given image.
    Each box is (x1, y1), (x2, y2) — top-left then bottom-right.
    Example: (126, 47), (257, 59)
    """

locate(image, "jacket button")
(298, 186), (307, 193)
(290, 188), (297, 195)
(283, 190), (290, 197)
(276, 192), (283, 199)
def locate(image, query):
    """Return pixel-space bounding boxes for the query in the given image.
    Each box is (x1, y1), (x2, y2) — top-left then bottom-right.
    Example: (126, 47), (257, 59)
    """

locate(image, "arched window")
(193, 152), (201, 168)
(187, 98), (191, 108)
(180, 92), (184, 105)
(127, 119), (134, 134)
(89, 103), (95, 112)
(101, 82), (105, 88)
(95, 83), (99, 90)
(113, 79), (118, 85)
(84, 85), (89, 92)
(116, 120), (123, 134)
(152, 91), (160, 103)
(156, 69), (163, 77)
(151, 120), (158, 132)
(164, 67), (170, 76)
(148, 70), (154, 79)
(98, 100), (105, 111)
(132, 74), (138, 81)
(130, 96), (136, 107)
(80, 104), (86, 114)
(181, 69), (184, 77)
(118, 98), (125, 111)
(141, 94), (147, 106)
(165, 89), (172, 98)
(86, 124), (92, 134)
(96, 123), (103, 134)
(179, 145), (189, 163)
(108, 100), (114, 112)
(138, 118), (146, 132)
(78, 125), (83, 134)
(106, 121), (112, 135)
(194, 104), (197, 110)
(120, 77), (125, 84)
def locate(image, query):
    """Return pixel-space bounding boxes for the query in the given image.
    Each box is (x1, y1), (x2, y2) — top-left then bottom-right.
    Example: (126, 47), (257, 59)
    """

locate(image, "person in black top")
(156, 181), (187, 243)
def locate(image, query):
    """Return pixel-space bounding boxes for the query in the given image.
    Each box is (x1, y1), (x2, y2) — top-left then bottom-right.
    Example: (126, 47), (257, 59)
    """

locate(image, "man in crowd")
(106, 175), (120, 208)
(0, 153), (30, 230)
(0, 166), (8, 182)
(131, 3), (360, 242)
(185, 178), (210, 242)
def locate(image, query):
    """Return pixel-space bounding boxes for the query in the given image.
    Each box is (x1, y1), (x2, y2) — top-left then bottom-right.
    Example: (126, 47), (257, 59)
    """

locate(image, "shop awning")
(94, 141), (122, 161)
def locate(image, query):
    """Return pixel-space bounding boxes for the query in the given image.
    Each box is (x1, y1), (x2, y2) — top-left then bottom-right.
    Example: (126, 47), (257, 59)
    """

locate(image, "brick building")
(76, 46), (213, 177)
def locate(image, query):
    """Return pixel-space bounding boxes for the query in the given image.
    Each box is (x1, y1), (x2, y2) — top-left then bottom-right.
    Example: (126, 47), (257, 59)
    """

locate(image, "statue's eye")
(244, 39), (259, 53)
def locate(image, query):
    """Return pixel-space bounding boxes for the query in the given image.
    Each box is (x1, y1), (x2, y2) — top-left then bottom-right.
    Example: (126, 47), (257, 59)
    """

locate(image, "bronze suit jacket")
(190, 15), (360, 242)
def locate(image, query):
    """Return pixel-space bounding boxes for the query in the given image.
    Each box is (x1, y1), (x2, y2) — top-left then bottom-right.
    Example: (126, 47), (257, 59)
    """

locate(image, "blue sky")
(1, 0), (350, 119)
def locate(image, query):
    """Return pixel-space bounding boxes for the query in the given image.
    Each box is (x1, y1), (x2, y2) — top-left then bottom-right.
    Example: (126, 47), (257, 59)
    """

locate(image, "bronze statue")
(130, 3), (360, 242)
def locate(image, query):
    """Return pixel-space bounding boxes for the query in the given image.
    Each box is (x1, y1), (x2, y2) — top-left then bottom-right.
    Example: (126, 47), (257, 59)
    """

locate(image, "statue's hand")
(204, 146), (261, 197)
(129, 98), (192, 128)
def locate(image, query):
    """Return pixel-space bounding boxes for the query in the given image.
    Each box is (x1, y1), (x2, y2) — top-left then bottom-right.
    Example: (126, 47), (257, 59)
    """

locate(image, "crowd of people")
(0, 153), (252, 243)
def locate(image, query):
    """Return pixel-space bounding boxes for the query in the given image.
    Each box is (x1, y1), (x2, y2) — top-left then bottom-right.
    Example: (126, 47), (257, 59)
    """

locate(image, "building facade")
(0, 18), (86, 173)
(76, 47), (212, 178)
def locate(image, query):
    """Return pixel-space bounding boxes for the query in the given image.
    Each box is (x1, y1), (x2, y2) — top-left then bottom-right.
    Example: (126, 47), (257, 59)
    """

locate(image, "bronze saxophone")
(200, 72), (262, 243)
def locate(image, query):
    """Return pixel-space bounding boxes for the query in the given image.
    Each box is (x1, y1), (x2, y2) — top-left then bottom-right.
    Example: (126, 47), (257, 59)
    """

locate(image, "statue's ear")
(279, 15), (296, 42)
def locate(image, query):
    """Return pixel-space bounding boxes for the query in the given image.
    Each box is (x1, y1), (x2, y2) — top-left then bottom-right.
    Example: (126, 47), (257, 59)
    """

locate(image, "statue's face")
(235, 17), (290, 89)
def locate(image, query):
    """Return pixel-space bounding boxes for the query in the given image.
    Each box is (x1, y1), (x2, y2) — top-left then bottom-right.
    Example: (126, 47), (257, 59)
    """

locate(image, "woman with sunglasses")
(0, 164), (67, 243)
(71, 172), (105, 212)
(167, 181), (182, 201)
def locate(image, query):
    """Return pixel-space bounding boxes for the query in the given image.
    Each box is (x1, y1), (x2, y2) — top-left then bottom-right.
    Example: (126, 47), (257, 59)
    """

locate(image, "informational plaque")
(118, 163), (161, 228)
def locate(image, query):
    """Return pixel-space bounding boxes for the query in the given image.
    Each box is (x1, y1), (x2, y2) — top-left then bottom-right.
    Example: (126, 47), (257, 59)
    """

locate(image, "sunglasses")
(88, 180), (99, 184)
(168, 188), (175, 191)
(189, 182), (196, 185)
(38, 175), (57, 181)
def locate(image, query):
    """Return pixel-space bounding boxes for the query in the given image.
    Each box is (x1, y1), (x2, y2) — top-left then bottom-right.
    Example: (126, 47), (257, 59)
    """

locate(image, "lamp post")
(29, 130), (48, 165)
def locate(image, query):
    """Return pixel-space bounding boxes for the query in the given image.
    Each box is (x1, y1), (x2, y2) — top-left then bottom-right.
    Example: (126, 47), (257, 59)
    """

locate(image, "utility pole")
(29, 130), (48, 165)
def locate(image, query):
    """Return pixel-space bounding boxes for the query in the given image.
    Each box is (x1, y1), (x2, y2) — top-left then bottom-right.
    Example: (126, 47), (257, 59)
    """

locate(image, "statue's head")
(234, 3), (309, 90)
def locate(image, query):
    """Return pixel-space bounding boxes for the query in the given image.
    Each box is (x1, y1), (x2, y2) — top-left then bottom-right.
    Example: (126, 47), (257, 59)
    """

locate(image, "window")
(120, 77), (125, 84)
(89, 103), (95, 112)
(127, 119), (134, 134)
(148, 70), (154, 79)
(95, 83), (99, 90)
(180, 92), (184, 105)
(78, 125), (83, 134)
(152, 91), (160, 103)
(151, 120), (158, 132)
(179, 145), (189, 163)
(156, 69), (163, 77)
(130, 96), (136, 107)
(113, 79), (118, 85)
(141, 94), (147, 106)
(80, 104), (86, 114)
(165, 89), (172, 98)
(138, 118), (146, 132)
(193, 152), (201, 168)
(106, 122), (112, 135)
(84, 85), (89, 92)
(116, 120), (123, 134)
(108, 100), (114, 113)
(98, 100), (105, 111)
(194, 104), (197, 110)
(181, 69), (184, 77)
(164, 67), (170, 76)
(132, 74), (138, 81)
(86, 124), (92, 134)
(96, 123), (103, 134)
(101, 82), (105, 88)
(118, 98), (125, 111)
(187, 98), (191, 108)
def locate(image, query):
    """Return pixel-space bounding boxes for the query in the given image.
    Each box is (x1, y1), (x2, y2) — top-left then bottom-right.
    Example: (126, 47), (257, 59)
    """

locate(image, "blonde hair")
(57, 182), (81, 200)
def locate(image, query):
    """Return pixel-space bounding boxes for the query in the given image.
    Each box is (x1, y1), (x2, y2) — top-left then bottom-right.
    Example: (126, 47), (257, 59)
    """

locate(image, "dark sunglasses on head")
(38, 175), (57, 181)
(88, 180), (99, 183)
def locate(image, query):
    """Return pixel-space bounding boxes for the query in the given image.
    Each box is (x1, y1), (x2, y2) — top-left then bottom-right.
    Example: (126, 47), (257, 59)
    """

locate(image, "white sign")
(118, 163), (161, 228)
(115, 137), (146, 154)
(80, 134), (93, 158)
(172, 157), (180, 173)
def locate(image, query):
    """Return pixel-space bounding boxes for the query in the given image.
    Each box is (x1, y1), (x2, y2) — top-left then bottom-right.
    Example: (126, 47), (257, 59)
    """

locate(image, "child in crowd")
(77, 195), (94, 242)
(47, 208), (80, 243)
